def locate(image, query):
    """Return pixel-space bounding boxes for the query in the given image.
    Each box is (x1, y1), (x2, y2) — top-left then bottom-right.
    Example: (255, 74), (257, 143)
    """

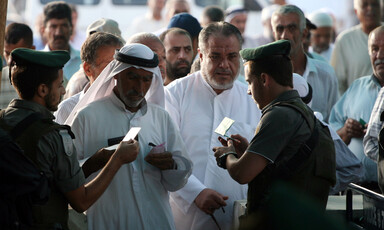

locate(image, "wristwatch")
(218, 152), (238, 169)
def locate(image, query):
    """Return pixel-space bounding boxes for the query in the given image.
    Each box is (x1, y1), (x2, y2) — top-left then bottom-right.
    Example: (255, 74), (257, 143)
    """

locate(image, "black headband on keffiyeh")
(65, 43), (164, 125)
(114, 49), (159, 68)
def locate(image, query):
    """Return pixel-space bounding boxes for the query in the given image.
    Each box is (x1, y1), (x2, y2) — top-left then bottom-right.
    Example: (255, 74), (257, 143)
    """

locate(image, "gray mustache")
(375, 59), (384, 65)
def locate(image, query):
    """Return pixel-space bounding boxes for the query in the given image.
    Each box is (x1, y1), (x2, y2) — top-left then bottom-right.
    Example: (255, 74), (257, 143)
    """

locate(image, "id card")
(105, 127), (141, 150)
(215, 117), (235, 136)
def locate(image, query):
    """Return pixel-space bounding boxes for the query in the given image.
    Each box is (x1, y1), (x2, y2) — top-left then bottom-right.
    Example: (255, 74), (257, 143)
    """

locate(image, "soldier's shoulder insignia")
(59, 129), (74, 156)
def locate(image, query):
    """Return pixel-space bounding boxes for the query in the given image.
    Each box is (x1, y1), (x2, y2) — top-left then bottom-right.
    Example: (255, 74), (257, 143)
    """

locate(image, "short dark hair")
(5, 23), (33, 47)
(43, 1), (72, 27)
(159, 27), (192, 43)
(199, 21), (242, 52)
(81, 32), (124, 65)
(10, 59), (60, 100)
(202, 6), (224, 23)
(247, 55), (293, 87)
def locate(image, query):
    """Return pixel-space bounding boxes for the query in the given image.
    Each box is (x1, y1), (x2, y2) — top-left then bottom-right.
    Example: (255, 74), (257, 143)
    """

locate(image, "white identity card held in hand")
(215, 117), (235, 140)
(105, 127), (141, 150)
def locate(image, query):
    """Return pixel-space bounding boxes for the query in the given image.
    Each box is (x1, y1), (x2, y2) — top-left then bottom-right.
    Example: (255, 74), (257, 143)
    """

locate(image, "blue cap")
(168, 13), (202, 38)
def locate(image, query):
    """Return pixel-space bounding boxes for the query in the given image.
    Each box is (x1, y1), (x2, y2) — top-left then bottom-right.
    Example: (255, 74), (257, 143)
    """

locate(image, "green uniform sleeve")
(36, 130), (85, 193)
(247, 106), (309, 163)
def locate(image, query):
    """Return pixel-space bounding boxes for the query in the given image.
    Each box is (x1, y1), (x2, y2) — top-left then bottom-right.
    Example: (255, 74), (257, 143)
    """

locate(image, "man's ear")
(36, 83), (49, 98)
(260, 73), (268, 86)
(302, 27), (308, 42)
(198, 48), (203, 61)
(83, 62), (92, 78)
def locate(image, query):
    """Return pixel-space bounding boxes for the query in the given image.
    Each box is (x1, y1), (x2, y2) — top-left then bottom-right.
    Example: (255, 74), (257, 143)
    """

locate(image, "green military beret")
(11, 48), (70, 68)
(240, 40), (291, 61)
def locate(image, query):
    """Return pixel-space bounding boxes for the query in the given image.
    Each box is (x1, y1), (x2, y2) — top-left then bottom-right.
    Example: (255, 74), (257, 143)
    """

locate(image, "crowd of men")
(1, 0), (383, 229)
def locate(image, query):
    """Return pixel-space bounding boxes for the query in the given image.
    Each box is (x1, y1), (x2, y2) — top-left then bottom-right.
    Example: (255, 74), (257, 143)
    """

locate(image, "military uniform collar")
(261, 90), (300, 114)
(9, 99), (55, 119)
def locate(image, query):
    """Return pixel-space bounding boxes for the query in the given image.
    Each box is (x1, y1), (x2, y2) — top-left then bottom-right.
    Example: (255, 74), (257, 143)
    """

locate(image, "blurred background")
(6, 0), (359, 41)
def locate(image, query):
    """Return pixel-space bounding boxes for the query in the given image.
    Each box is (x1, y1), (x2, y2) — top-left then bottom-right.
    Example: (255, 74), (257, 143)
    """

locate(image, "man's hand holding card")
(145, 142), (176, 170)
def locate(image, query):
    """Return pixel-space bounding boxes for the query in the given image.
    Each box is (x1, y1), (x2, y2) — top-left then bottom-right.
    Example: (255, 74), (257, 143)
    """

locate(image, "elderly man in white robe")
(165, 22), (261, 230)
(67, 43), (192, 230)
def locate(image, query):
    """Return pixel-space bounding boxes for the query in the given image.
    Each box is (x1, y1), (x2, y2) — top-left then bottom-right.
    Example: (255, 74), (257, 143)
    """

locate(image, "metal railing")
(346, 183), (384, 230)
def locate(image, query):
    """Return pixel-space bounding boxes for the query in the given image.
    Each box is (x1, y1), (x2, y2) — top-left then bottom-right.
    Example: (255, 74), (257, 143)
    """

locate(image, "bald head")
(368, 25), (384, 45)
(128, 33), (166, 80)
(368, 26), (384, 85)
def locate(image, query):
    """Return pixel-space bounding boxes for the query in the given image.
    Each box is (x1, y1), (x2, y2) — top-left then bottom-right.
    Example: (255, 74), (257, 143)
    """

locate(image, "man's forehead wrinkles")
(209, 47), (238, 53)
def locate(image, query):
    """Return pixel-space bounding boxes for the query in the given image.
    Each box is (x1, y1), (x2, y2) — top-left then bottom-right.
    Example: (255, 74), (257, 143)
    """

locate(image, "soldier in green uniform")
(0, 48), (140, 229)
(213, 40), (336, 228)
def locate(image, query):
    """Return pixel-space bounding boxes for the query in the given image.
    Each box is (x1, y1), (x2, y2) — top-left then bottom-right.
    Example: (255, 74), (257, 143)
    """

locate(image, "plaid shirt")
(364, 86), (384, 161)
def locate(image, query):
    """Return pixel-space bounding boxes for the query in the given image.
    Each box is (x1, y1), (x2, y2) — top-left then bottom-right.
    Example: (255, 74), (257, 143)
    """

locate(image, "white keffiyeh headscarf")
(65, 43), (164, 125)
(292, 73), (312, 108)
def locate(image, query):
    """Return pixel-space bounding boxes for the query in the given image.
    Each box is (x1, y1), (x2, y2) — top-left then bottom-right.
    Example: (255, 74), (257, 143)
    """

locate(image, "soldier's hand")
(229, 134), (249, 156)
(213, 140), (236, 160)
(194, 188), (228, 215)
(115, 139), (139, 164)
(215, 135), (247, 158)
(145, 152), (175, 170)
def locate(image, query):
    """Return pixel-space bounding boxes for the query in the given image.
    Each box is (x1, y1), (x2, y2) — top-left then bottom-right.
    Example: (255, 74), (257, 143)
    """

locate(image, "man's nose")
(377, 48), (384, 60)
(135, 79), (147, 94)
(61, 86), (66, 95)
(54, 27), (63, 35)
(178, 49), (187, 59)
(280, 29), (290, 40)
(219, 57), (229, 68)
(366, 3), (373, 12)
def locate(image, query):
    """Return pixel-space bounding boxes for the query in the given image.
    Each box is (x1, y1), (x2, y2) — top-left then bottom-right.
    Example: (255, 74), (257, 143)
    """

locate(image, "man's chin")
(211, 80), (234, 90)
(175, 70), (190, 79)
(126, 98), (144, 108)
(52, 42), (68, 50)
(314, 46), (328, 53)
(49, 105), (59, 112)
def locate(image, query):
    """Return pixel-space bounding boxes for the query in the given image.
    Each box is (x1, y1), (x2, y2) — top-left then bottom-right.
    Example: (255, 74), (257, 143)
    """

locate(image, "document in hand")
(105, 127), (141, 150)
(215, 117), (235, 140)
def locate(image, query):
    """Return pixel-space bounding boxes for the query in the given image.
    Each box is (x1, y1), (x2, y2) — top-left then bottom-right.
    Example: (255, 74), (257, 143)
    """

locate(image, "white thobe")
(55, 83), (89, 124)
(165, 71), (261, 230)
(331, 24), (375, 94)
(71, 92), (192, 230)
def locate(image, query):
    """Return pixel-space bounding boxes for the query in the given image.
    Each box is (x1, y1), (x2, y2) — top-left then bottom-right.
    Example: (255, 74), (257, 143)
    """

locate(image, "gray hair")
(81, 32), (124, 64)
(272, 5), (306, 32)
(198, 21), (242, 53)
